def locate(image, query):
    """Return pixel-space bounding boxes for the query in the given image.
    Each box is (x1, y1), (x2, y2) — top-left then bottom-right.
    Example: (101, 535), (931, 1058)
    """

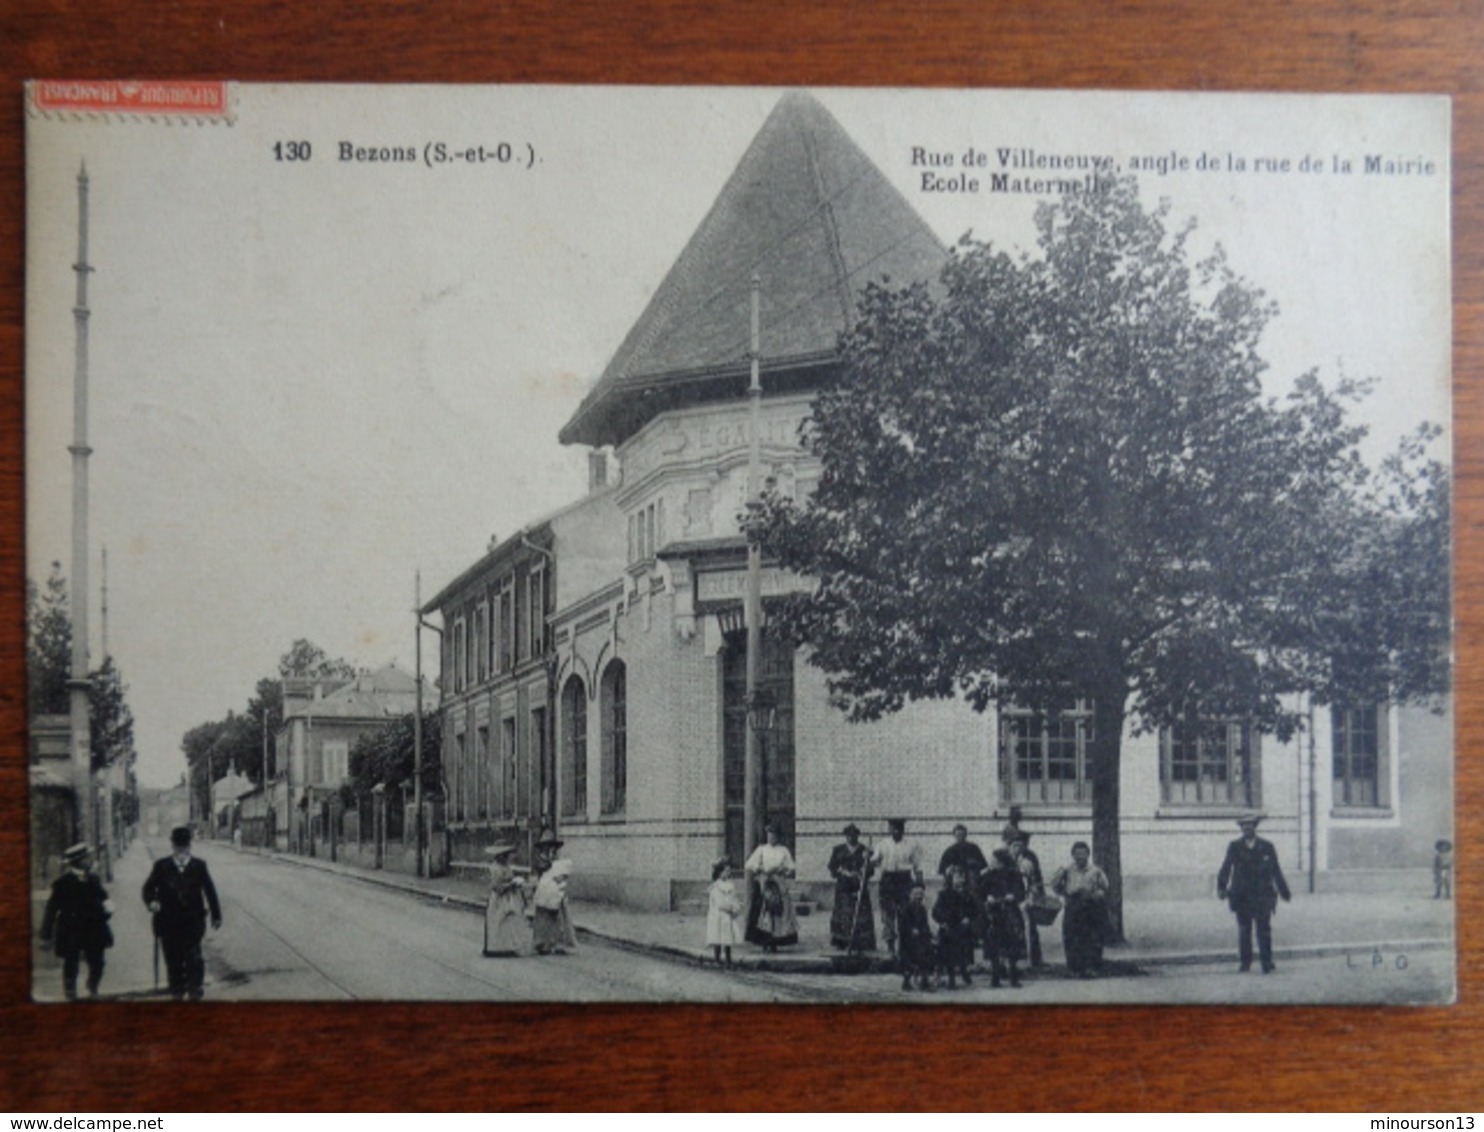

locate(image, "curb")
(245, 849), (1453, 976)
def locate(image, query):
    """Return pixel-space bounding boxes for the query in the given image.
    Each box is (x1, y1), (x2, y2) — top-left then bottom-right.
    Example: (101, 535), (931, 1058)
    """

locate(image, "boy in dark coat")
(932, 867), (976, 988)
(1216, 812), (1291, 973)
(983, 847), (1027, 988)
(897, 879), (936, 991)
(40, 843), (114, 1000)
(142, 826), (222, 1000)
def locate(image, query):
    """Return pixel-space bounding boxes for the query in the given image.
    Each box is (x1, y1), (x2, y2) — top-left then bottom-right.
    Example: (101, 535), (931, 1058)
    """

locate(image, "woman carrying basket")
(1051, 841), (1110, 977)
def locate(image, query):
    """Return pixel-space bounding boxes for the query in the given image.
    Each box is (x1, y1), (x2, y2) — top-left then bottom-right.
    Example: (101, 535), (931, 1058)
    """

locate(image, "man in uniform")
(1216, 812), (1291, 973)
(142, 826), (222, 1000)
(39, 843), (114, 1000)
(873, 818), (922, 961)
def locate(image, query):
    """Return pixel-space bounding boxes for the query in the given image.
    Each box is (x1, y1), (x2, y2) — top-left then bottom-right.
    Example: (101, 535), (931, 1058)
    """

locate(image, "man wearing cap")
(1216, 813), (1291, 973)
(142, 826), (222, 1000)
(872, 818), (923, 960)
(40, 843), (114, 1000)
(827, 823), (876, 952)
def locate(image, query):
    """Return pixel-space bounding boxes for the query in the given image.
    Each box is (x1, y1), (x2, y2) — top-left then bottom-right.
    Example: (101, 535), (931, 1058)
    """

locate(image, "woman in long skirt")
(744, 823), (798, 951)
(827, 823), (876, 952)
(483, 842), (529, 957)
(1051, 841), (1110, 977)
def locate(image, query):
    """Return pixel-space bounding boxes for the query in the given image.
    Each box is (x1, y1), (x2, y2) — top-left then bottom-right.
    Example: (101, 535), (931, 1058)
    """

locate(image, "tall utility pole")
(414, 571), (424, 877)
(743, 274), (763, 858)
(67, 162), (95, 848)
(413, 573), (446, 877)
(100, 545), (108, 661)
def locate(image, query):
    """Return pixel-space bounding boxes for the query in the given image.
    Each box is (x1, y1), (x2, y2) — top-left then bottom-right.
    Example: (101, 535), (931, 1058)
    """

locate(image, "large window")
(1000, 697), (1093, 804)
(561, 676), (588, 818)
(1333, 704), (1386, 808)
(475, 603), (488, 684)
(601, 660), (628, 814)
(1161, 709), (1258, 807)
(498, 583), (514, 673)
(321, 740), (349, 786)
(452, 617), (467, 693)
(488, 590), (500, 676)
(500, 716), (517, 819)
(475, 724), (490, 819)
(628, 499), (664, 565)
(528, 566), (548, 658)
(452, 731), (466, 821)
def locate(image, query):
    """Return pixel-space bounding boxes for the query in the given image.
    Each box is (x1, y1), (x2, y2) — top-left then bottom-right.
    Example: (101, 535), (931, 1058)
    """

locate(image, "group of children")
(896, 863), (1029, 992)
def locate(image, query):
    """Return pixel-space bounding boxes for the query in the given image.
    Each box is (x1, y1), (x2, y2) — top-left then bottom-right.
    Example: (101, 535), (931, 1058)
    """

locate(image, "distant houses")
(264, 663), (436, 866)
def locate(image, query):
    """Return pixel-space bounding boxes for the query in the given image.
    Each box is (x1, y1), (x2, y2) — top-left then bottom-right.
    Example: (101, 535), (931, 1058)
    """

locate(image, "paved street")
(203, 846), (836, 1002)
(32, 837), (1453, 1004)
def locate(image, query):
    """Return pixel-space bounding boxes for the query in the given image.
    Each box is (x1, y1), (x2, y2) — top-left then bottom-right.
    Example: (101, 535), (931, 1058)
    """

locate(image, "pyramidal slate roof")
(559, 92), (947, 448)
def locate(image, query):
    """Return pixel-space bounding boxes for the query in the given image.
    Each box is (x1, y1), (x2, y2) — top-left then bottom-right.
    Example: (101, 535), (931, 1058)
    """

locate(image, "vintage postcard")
(25, 84), (1452, 1003)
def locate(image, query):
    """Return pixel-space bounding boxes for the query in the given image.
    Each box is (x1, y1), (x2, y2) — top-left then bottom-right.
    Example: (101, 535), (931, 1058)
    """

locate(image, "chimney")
(588, 449), (608, 492)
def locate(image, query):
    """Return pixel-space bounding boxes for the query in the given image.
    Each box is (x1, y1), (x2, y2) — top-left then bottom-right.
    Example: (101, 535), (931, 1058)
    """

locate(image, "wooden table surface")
(0, 0), (1480, 1112)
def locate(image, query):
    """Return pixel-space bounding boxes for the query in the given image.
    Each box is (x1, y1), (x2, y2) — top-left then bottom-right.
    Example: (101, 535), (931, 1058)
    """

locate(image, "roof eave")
(559, 349), (839, 449)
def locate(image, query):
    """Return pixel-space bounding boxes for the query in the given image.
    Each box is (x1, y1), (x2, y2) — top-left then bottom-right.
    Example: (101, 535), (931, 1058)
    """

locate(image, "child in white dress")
(705, 858), (742, 967)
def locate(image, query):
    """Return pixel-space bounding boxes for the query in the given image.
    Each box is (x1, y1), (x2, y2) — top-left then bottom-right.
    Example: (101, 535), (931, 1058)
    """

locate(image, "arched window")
(601, 660), (627, 814)
(561, 675), (588, 817)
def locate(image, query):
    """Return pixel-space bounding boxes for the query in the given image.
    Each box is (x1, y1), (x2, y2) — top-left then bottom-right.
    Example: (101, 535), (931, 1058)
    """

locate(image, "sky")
(24, 86), (1452, 787)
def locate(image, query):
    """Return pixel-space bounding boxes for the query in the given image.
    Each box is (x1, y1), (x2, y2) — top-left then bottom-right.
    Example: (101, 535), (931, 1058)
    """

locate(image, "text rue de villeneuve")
(912, 145), (1439, 195)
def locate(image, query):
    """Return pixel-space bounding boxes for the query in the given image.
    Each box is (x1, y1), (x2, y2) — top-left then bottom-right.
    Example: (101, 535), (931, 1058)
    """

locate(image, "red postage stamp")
(27, 80), (233, 123)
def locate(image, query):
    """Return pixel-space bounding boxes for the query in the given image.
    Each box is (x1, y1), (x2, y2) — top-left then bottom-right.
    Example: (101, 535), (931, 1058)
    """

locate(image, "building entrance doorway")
(722, 632), (796, 866)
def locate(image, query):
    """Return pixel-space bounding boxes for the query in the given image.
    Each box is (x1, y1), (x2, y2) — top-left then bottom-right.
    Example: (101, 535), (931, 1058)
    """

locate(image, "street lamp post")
(745, 686), (777, 838)
(743, 274), (765, 860)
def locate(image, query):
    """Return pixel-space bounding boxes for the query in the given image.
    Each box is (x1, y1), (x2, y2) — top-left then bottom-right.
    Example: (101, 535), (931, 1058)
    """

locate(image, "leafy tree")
(88, 655), (136, 775)
(178, 640), (354, 792)
(242, 677), (284, 785)
(180, 718), (228, 820)
(343, 710), (442, 807)
(752, 177), (1450, 938)
(27, 564), (142, 826)
(27, 562), (72, 717)
(279, 639), (357, 681)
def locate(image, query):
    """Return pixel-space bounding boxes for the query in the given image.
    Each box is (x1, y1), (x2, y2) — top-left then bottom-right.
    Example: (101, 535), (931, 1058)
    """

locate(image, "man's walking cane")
(152, 933), (159, 989)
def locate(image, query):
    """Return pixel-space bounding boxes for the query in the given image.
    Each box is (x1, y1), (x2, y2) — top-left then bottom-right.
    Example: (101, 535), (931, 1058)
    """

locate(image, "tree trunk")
(1089, 688), (1128, 943)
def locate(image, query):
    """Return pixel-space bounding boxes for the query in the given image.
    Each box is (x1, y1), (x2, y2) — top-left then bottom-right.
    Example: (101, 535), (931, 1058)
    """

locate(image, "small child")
(932, 867), (977, 989)
(897, 880), (936, 992)
(1434, 839), (1454, 899)
(706, 857), (742, 967)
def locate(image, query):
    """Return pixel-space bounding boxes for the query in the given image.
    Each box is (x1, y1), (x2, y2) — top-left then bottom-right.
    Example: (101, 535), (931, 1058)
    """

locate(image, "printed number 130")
(273, 141), (312, 162)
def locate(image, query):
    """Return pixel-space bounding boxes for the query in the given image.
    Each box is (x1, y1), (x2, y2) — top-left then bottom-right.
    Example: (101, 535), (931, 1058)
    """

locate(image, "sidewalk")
(247, 847), (1456, 976)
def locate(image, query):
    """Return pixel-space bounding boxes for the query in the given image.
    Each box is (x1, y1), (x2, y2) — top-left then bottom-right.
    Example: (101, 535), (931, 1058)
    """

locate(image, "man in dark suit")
(1217, 812), (1291, 973)
(40, 842), (114, 1000)
(142, 826), (222, 1000)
